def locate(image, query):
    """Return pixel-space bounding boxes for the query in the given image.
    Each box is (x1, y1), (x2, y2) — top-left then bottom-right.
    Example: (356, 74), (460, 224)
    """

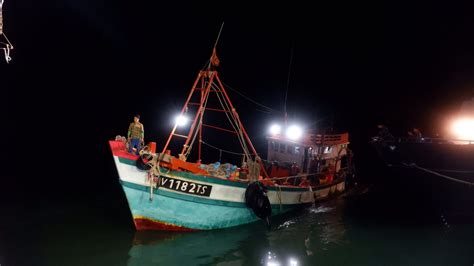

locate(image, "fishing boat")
(109, 40), (354, 231)
(371, 98), (474, 207)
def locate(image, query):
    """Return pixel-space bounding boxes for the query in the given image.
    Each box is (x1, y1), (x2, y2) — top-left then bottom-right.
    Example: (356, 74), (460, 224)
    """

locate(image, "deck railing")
(372, 136), (474, 145)
(310, 133), (349, 145)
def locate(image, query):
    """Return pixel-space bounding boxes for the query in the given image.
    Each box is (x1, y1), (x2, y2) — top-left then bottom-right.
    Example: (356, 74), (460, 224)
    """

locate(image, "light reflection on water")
(2, 195), (474, 266)
(125, 196), (474, 266)
(127, 198), (348, 266)
(128, 227), (250, 265)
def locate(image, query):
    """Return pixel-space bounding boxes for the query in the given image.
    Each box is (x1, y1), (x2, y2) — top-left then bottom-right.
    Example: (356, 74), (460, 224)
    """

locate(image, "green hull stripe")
(118, 157), (137, 166)
(120, 180), (304, 209)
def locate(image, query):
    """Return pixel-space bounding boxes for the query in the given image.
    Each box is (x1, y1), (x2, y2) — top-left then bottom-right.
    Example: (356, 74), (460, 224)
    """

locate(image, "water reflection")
(5, 194), (472, 266)
(262, 198), (348, 264)
(128, 226), (252, 265)
(126, 198), (349, 265)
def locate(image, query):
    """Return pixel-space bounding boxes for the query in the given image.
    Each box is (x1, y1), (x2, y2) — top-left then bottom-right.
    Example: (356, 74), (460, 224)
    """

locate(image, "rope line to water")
(403, 163), (474, 187)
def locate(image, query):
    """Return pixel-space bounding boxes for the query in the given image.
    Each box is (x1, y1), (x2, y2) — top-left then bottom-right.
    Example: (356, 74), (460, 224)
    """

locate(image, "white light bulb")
(269, 124), (282, 135)
(286, 125), (303, 140)
(175, 115), (188, 127)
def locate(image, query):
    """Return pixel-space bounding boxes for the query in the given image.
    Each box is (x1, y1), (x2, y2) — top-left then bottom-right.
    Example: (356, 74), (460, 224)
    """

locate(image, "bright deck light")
(289, 258), (298, 266)
(269, 124), (282, 135)
(452, 118), (474, 140)
(175, 115), (189, 127)
(286, 125), (303, 140)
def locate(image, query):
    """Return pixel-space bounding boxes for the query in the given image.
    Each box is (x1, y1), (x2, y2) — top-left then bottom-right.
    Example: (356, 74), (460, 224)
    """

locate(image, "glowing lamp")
(175, 115), (189, 127)
(452, 118), (474, 141)
(269, 124), (282, 135)
(286, 125), (303, 140)
(289, 258), (298, 266)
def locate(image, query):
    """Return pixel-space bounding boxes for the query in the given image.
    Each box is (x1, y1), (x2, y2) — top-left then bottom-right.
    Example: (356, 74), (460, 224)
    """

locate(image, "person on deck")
(407, 128), (423, 141)
(128, 114), (144, 155)
(290, 162), (301, 185)
(412, 128), (423, 140)
(239, 162), (249, 180)
(377, 124), (394, 140)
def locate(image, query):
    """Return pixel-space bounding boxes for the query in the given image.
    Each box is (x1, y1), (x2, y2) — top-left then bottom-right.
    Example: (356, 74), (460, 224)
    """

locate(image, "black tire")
(245, 182), (272, 220)
(136, 154), (152, 170)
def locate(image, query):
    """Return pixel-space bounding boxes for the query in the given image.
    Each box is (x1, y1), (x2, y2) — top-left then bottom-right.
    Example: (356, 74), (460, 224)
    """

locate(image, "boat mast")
(162, 24), (225, 157)
(197, 22), (225, 162)
(284, 45), (294, 126)
(160, 24), (269, 177)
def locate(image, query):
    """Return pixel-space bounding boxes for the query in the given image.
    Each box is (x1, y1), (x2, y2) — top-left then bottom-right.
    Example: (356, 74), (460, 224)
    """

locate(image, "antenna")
(213, 22), (225, 49)
(284, 44), (294, 125)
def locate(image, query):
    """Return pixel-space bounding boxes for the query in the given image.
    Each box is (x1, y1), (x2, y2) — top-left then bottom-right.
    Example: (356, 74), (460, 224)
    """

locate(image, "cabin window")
(279, 143), (286, 153)
(324, 146), (333, 154)
(295, 146), (301, 154)
(271, 141), (278, 151)
(287, 144), (294, 154)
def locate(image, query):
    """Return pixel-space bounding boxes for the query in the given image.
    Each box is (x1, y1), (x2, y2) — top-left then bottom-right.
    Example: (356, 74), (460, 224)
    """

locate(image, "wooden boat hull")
(371, 139), (474, 183)
(110, 141), (345, 231)
(371, 139), (474, 211)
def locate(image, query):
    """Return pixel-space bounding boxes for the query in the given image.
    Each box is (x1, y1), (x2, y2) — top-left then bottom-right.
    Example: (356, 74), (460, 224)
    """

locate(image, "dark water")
(1, 183), (473, 266)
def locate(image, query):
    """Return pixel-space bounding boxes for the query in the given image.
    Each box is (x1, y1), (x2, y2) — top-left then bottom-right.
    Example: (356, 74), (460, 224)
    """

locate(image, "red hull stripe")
(109, 140), (139, 160)
(133, 217), (197, 232)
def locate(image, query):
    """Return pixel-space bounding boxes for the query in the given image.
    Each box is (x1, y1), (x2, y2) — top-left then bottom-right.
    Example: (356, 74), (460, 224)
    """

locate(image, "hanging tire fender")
(245, 181), (272, 220)
(136, 153), (153, 171)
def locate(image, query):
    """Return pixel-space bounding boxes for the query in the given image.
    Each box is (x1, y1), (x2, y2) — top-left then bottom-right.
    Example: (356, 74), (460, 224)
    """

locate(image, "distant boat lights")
(451, 118), (474, 141)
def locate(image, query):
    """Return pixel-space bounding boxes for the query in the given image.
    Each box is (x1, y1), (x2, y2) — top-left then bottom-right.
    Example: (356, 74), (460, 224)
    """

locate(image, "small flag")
(211, 48), (220, 66)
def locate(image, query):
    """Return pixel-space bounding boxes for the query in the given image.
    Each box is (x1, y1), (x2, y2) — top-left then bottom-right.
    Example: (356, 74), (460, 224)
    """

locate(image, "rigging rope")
(0, 0), (13, 63)
(284, 45), (294, 116)
(212, 82), (252, 161)
(429, 168), (474, 174)
(0, 0), (3, 35)
(403, 163), (474, 187)
(201, 140), (248, 156)
(202, 138), (314, 166)
(223, 82), (280, 114)
(184, 81), (212, 158)
(201, 139), (295, 163)
(276, 184), (282, 211)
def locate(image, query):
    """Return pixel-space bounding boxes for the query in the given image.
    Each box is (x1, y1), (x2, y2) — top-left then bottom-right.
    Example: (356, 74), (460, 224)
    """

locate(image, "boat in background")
(371, 99), (474, 208)
(109, 41), (355, 231)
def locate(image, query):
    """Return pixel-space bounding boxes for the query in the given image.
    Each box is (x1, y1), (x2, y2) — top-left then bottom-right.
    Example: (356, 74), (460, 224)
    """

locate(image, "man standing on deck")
(128, 114), (144, 155)
(377, 124), (394, 140)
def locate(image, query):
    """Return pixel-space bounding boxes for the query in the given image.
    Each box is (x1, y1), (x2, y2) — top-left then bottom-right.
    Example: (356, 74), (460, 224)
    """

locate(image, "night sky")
(2, 1), (474, 204)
